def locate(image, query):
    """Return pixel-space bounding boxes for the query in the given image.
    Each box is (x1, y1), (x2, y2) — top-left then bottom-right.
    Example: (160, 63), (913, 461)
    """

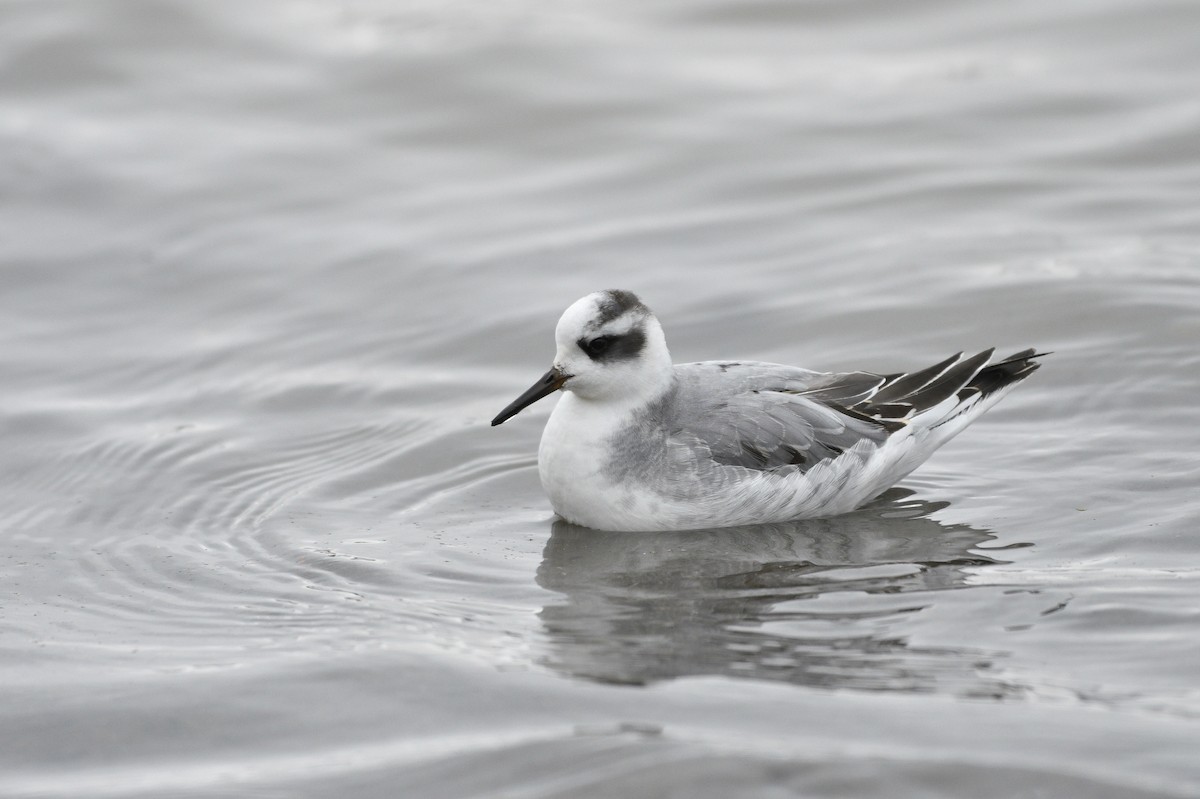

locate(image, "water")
(2, 0), (1199, 796)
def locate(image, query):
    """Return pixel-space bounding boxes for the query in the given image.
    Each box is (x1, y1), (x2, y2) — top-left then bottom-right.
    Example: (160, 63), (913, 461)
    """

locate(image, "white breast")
(537, 393), (664, 529)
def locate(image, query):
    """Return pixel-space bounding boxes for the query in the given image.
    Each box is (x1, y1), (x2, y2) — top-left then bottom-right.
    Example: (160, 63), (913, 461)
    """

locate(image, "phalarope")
(492, 290), (1042, 532)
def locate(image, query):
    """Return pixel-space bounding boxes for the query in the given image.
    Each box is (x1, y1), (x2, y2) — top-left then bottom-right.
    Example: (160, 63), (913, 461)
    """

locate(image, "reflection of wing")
(671, 350), (1042, 472)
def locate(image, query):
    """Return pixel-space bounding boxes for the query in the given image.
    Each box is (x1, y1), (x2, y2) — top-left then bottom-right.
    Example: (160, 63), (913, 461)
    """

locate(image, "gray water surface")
(3, 1), (1199, 797)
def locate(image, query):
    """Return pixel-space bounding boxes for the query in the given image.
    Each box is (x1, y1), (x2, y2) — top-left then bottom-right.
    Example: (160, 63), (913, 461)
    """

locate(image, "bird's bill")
(491, 367), (570, 426)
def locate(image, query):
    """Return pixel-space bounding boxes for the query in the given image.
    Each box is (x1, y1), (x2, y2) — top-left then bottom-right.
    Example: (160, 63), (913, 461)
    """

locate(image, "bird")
(492, 290), (1043, 532)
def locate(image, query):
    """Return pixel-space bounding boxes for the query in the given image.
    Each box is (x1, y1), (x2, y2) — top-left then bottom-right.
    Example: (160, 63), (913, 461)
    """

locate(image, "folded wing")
(672, 349), (1042, 472)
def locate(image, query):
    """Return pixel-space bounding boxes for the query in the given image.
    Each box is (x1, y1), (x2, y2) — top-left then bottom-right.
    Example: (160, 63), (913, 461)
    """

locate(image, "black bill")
(491, 367), (570, 426)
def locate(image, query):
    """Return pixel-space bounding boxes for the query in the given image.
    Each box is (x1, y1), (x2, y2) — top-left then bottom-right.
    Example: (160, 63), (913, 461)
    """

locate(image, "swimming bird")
(492, 290), (1042, 532)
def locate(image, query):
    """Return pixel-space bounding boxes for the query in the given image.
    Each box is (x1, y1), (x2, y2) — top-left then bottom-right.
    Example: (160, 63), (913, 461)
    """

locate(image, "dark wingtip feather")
(829, 402), (909, 433)
(891, 348), (994, 414)
(854, 348), (1046, 431)
(871, 352), (963, 405)
(969, 349), (1047, 398)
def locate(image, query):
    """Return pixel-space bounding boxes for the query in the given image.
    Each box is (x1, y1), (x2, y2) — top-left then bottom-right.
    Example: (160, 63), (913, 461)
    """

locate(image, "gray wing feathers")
(671, 348), (1043, 474)
(671, 363), (889, 471)
(793, 371), (887, 406)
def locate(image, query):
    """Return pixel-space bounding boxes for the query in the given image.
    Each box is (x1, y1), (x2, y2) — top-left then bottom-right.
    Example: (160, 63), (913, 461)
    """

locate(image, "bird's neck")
(554, 371), (676, 438)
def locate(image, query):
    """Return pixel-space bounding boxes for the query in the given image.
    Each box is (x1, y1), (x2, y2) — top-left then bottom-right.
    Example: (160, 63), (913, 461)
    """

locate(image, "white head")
(491, 290), (673, 425)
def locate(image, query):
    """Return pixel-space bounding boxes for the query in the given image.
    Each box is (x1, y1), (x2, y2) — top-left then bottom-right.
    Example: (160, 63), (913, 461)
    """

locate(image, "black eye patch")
(579, 335), (615, 358)
(577, 327), (647, 362)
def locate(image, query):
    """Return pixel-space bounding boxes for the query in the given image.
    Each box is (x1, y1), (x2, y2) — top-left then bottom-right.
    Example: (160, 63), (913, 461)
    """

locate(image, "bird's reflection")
(537, 489), (1026, 695)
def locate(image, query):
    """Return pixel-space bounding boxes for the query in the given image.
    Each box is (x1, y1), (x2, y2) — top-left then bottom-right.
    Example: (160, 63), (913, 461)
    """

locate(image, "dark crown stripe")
(596, 289), (647, 324)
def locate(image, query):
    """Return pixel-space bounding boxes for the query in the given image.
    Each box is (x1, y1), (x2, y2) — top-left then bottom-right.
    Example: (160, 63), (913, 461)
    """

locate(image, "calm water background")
(2, 1), (1199, 796)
